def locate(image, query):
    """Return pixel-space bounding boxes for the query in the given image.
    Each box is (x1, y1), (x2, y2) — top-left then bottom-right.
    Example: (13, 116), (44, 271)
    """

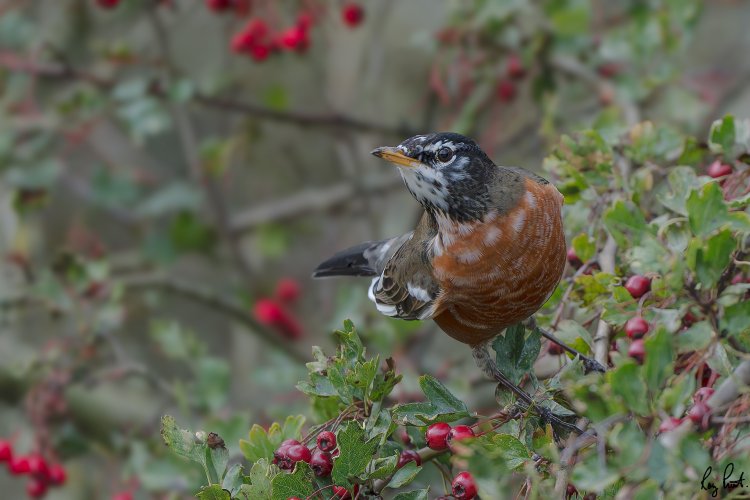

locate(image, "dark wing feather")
(312, 234), (411, 278)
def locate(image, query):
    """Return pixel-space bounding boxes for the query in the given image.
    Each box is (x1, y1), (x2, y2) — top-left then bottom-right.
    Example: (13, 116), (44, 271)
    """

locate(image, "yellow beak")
(371, 147), (422, 169)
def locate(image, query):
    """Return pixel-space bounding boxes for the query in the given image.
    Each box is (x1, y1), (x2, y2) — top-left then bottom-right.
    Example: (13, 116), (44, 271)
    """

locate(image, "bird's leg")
(523, 317), (606, 374)
(471, 340), (587, 436)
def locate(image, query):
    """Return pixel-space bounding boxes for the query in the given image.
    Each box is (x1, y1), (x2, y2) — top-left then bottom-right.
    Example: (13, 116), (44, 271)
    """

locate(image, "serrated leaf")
(270, 462), (314, 500)
(492, 324), (541, 384)
(723, 301), (750, 337)
(493, 434), (530, 470)
(387, 461), (421, 489)
(610, 363), (649, 415)
(239, 417), (305, 463)
(332, 421), (380, 488)
(603, 200), (651, 246)
(686, 182), (731, 237)
(391, 375), (469, 425)
(708, 115), (736, 155)
(221, 464), (244, 498)
(686, 230), (736, 288)
(677, 321), (713, 353)
(657, 166), (705, 216)
(196, 485), (230, 500)
(643, 327), (674, 391)
(393, 489), (430, 500)
(367, 454), (399, 480)
(239, 459), (275, 500)
(572, 233), (596, 263)
(161, 416), (203, 463)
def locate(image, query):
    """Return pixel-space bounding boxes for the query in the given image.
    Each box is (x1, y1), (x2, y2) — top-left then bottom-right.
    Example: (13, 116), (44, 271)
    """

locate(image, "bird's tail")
(312, 241), (380, 278)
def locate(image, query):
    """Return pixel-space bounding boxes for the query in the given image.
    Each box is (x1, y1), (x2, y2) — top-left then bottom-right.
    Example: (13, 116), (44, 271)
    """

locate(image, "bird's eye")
(436, 147), (454, 163)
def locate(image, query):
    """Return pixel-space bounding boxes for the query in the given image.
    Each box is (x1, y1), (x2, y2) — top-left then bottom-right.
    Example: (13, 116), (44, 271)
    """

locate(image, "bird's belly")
(432, 182), (566, 345)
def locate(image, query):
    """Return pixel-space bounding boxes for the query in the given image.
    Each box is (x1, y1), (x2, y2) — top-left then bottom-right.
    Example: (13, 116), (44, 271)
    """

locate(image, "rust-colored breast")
(432, 179), (566, 345)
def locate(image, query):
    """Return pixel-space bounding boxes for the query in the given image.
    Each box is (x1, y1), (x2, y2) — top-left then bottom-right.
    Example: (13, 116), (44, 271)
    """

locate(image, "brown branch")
(120, 274), (308, 363)
(592, 235), (617, 365)
(708, 360), (750, 412)
(0, 52), (413, 137)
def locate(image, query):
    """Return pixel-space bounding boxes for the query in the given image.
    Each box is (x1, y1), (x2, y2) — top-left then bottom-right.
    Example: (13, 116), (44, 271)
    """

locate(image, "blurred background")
(0, 0), (749, 498)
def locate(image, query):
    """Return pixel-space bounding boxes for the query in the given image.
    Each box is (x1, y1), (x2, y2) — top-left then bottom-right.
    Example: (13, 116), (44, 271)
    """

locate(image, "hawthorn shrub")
(163, 116), (750, 499)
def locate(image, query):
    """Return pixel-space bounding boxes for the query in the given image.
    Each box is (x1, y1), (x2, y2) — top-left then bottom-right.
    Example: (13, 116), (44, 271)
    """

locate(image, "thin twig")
(592, 235), (617, 365)
(120, 274), (307, 363)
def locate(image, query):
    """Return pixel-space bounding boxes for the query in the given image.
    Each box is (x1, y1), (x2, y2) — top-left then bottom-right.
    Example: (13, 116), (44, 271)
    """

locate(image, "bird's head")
(371, 132), (497, 222)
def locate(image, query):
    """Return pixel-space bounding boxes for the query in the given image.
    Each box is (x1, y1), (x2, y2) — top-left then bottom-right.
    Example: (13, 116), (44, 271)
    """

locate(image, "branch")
(120, 274), (307, 363)
(0, 51), (413, 137)
(371, 446), (446, 494)
(592, 235), (617, 364)
(708, 360), (750, 411)
(230, 174), (402, 232)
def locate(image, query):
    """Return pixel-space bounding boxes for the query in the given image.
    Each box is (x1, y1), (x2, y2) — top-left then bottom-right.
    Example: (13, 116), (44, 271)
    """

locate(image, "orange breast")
(432, 179), (566, 345)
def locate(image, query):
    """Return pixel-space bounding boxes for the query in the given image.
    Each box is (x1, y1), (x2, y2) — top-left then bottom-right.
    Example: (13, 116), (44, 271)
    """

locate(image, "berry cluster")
(423, 423), (478, 499)
(496, 54), (526, 103)
(0, 441), (66, 498)
(253, 278), (303, 339)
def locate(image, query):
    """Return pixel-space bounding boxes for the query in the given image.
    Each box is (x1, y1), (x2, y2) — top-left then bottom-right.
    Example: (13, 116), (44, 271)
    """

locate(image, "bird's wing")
(369, 213), (442, 321)
(312, 233), (412, 278)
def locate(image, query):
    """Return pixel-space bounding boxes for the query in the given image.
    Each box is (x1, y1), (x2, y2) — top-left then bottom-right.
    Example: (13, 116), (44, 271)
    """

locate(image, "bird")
(313, 132), (567, 347)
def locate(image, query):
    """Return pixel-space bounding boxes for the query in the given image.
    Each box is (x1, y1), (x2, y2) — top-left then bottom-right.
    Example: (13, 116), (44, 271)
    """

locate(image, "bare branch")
(593, 235), (617, 364)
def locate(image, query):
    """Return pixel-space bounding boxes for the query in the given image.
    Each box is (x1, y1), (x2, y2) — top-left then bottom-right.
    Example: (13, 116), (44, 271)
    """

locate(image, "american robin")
(313, 132), (567, 346)
(314, 133), (605, 435)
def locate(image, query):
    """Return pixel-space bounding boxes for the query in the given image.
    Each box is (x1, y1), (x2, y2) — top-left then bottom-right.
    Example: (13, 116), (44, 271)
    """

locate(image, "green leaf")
(391, 375), (469, 425)
(366, 454), (399, 480)
(160, 416), (203, 464)
(196, 485), (230, 500)
(221, 464), (244, 498)
(603, 200), (651, 247)
(270, 462), (315, 500)
(387, 461), (422, 489)
(393, 489), (430, 500)
(677, 321), (713, 353)
(571, 233), (597, 263)
(137, 182), (203, 218)
(331, 421), (380, 488)
(657, 166), (705, 216)
(239, 459), (275, 500)
(239, 416), (305, 462)
(643, 327), (674, 391)
(493, 434), (530, 470)
(686, 182), (730, 237)
(686, 229), (736, 288)
(723, 301), (750, 337)
(492, 324), (541, 384)
(708, 115), (736, 155)
(609, 363), (649, 415)
(204, 436), (229, 484)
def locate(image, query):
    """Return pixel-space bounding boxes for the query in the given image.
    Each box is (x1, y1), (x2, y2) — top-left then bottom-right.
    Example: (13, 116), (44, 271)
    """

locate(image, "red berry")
(496, 80), (516, 102)
(566, 483), (579, 498)
(112, 492), (134, 500)
(694, 387), (715, 403)
(332, 484), (358, 499)
(275, 278), (302, 302)
(624, 275), (651, 298)
(397, 449), (421, 468)
(278, 27), (309, 53)
(27, 454), (49, 479)
(425, 422), (451, 450)
(624, 317), (649, 339)
(254, 299), (285, 324)
(547, 342), (565, 356)
(9, 455), (31, 475)
(26, 478), (47, 498)
(96, 0), (120, 8)
(0, 440), (12, 462)
(47, 463), (67, 486)
(688, 401), (711, 426)
(341, 3), (364, 27)
(506, 54), (526, 79)
(566, 247), (582, 269)
(296, 12), (313, 30)
(447, 425), (475, 447)
(628, 339), (646, 364)
(707, 160), (732, 178)
(399, 429), (411, 445)
(731, 273), (745, 285)
(286, 444), (312, 464)
(273, 439), (300, 469)
(310, 450), (333, 477)
(205, 0), (231, 11)
(316, 431), (336, 452)
(250, 44), (271, 62)
(658, 417), (683, 433)
(682, 311), (698, 327)
(597, 62), (620, 78)
(452, 471), (478, 500)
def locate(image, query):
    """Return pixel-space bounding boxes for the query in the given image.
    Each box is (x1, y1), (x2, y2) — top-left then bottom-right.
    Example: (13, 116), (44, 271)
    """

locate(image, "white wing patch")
(407, 283), (432, 302)
(368, 276), (397, 316)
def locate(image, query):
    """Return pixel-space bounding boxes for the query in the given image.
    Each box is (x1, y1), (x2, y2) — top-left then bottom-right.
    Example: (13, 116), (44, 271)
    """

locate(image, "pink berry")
(506, 54), (526, 79)
(707, 160), (732, 178)
(658, 417), (683, 433)
(26, 478), (47, 498)
(9, 455), (30, 475)
(688, 401), (711, 426)
(625, 317), (649, 339)
(47, 463), (67, 485)
(341, 3), (364, 27)
(0, 440), (12, 462)
(628, 339), (646, 364)
(332, 484), (358, 499)
(597, 62), (620, 78)
(547, 342), (565, 356)
(112, 492), (134, 500)
(254, 299), (285, 324)
(397, 449), (421, 468)
(249, 44), (271, 62)
(496, 80), (516, 102)
(694, 387), (715, 403)
(205, 0), (231, 11)
(425, 422), (451, 450)
(278, 27), (309, 53)
(316, 431), (336, 452)
(286, 444), (312, 464)
(452, 471), (478, 500)
(27, 454), (49, 479)
(96, 0), (120, 8)
(624, 275), (651, 298)
(310, 450), (333, 477)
